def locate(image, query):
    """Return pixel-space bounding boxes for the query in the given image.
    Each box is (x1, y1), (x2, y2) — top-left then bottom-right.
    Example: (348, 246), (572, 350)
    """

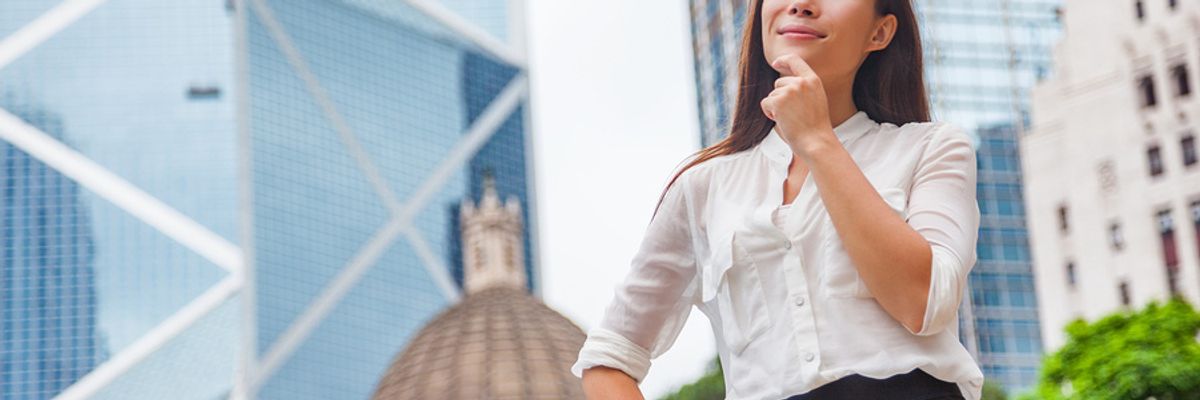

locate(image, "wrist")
(790, 129), (839, 160)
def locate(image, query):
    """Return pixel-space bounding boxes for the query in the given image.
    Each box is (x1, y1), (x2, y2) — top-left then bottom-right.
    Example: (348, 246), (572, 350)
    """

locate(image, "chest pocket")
(820, 187), (909, 298)
(701, 230), (771, 355)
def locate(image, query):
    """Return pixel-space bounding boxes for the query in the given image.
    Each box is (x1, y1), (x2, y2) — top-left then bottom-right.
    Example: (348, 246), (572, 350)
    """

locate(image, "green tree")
(659, 356), (724, 400)
(982, 379), (1008, 400)
(1018, 297), (1200, 400)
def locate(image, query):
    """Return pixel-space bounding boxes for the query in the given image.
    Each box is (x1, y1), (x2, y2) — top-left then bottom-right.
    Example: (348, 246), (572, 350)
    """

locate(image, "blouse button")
(804, 352), (816, 362)
(794, 296), (805, 306)
(783, 240), (793, 250)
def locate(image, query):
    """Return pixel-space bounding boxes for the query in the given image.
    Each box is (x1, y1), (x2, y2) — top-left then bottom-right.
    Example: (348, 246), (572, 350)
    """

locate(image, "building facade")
(370, 175), (585, 399)
(1, 102), (102, 399)
(0, 2), (241, 398)
(689, 0), (746, 149)
(915, 0), (1059, 390)
(686, 0), (1059, 391)
(1024, 0), (1200, 351)
(0, 0), (536, 399)
(242, 1), (537, 398)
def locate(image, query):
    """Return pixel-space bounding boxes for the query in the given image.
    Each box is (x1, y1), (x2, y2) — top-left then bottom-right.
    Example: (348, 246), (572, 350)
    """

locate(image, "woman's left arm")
(803, 123), (979, 336)
(762, 54), (979, 336)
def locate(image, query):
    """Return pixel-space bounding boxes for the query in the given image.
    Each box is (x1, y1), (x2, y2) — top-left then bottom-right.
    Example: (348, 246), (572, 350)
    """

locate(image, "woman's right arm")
(581, 366), (645, 399)
(570, 171), (703, 399)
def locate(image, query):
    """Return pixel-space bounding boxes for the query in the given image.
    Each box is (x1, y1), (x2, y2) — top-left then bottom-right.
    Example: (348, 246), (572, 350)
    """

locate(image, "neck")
(824, 79), (858, 129)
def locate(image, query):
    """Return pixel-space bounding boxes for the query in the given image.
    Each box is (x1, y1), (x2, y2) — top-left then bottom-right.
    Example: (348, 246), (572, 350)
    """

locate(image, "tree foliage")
(1018, 297), (1200, 400)
(659, 356), (724, 400)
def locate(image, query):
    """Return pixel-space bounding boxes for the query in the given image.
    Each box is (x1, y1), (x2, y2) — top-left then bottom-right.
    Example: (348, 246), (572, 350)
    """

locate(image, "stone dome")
(370, 286), (587, 399)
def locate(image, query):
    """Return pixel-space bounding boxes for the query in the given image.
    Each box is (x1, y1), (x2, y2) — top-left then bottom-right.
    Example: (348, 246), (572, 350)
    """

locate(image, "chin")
(768, 49), (817, 62)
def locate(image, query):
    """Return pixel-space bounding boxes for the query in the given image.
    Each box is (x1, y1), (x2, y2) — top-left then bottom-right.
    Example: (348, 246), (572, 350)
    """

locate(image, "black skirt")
(781, 368), (964, 400)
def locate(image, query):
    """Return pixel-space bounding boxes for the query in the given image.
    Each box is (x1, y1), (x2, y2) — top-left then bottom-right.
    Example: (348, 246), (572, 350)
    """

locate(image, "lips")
(777, 24), (827, 38)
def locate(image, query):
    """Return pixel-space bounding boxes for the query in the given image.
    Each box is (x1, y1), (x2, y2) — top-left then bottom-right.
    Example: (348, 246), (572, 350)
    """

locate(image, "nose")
(788, 1), (816, 17)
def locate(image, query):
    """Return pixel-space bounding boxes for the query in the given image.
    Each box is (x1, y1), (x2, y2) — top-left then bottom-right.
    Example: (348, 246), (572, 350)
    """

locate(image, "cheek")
(760, 1), (788, 58)
(761, 29), (777, 61)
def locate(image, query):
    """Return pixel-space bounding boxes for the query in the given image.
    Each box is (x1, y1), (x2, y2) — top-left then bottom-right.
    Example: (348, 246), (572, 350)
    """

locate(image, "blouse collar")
(758, 110), (876, 166)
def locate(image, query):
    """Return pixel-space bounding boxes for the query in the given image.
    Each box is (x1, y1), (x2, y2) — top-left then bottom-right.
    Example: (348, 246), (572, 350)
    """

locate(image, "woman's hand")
(581, 366), (646, 399)
(759, 54), (836, 158)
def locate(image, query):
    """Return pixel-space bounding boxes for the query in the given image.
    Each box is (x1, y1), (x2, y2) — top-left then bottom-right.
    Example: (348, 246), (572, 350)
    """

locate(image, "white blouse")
(570, 110), (984, 400)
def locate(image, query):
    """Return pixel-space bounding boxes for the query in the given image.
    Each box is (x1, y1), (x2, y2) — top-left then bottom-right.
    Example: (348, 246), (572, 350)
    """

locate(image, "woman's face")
(761, 0), (895, 84)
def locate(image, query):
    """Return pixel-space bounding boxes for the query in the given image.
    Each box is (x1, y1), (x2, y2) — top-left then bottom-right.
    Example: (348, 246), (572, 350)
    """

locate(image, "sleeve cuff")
(911, 245), (966, 336)
(570, 327), (653, 383)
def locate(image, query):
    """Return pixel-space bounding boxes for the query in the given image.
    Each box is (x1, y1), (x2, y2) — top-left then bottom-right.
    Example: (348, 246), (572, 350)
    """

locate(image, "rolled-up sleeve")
(570, 170), (701, 383)
(904, 123), (980, 337)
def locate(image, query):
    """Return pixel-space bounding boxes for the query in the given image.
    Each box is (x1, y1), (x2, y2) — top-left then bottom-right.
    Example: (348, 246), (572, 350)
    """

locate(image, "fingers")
(774, 76), (802, 89)
(760, 93), (776, 120)
(771, 54), (816, 78)
(762, 54), (819, 121)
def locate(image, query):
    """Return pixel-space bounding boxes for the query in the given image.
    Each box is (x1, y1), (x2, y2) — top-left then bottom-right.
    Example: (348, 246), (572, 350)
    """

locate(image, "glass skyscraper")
(914, 0), (1059, 390)
(1, 101), (102, 399)
(689, 0), (745, 149)
(1, 1), (240, 398)
(0, 0), (535, 399)
(243, 1), (536, 398)
(686, 0), (1060, 392)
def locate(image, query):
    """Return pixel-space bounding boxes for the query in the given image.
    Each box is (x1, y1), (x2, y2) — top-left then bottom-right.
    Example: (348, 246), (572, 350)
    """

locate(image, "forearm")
(798, 136), (932, 332)
(582, 366), (645, 400)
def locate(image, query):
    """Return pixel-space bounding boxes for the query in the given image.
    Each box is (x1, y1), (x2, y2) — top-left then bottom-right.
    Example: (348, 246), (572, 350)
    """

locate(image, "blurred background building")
(685, 0), (1060, 392)
(370, 175), (585, 399)
(1024, 0), (1200, 350)
(1, 2), (241, 398)
(1, 102), (104, 399)
(8, 0), (1198, 399)
(0, 0), (538, 399)
(914, 0), (1059, 390)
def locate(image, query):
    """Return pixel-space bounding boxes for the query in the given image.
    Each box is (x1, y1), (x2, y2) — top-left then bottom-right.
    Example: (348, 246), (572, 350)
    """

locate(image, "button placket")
(780, 242), (821, 371)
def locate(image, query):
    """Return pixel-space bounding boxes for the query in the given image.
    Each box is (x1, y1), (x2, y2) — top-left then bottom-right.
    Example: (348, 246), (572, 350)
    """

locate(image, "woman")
(571, 0), (984, 399)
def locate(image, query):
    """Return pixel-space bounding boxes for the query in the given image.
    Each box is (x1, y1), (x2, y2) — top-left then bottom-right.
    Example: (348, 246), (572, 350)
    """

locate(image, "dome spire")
(459, 170), (526, 294)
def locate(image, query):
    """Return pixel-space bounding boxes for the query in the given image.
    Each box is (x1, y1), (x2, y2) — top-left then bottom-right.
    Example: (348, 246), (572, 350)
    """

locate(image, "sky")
(524, 0), (718, 397)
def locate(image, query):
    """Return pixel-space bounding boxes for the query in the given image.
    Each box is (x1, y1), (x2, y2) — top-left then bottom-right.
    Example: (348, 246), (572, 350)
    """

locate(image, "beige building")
(371, 175), (586, 399)
(1024, 0), (1200, 350)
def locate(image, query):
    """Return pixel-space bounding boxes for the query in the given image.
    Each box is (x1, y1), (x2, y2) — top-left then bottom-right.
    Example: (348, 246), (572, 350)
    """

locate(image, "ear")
(865, 14), (897, 53)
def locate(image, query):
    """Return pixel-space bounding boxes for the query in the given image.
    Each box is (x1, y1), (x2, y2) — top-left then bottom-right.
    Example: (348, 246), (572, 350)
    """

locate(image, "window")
(1138, 74), (1157, 107)
(1183, 134), (1197, 166)
(1148, 145), (1164, 177)
(1157, 208), (1180, 295)
(1057, 204), (1070, 233)
(1173, 64), (1192, 97)
(1168, 266), (1181, 296)
(1098, 159), (1118, 193)
(1109, 222), (1124, 250)
(186, 84), (220, 100)
(1119, 281), (1132, 306)
(1191, 200), (1200, 264)
(1135, 0), (1146, 21)
(505, 239), (515, 271)
(1066, 261), (1077, 287)
(1158, 209), (1177, 266)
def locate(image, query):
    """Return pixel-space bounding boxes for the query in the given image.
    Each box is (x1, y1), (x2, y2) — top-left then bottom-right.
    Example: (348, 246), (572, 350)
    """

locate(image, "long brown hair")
(652, 0), (929, 220)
